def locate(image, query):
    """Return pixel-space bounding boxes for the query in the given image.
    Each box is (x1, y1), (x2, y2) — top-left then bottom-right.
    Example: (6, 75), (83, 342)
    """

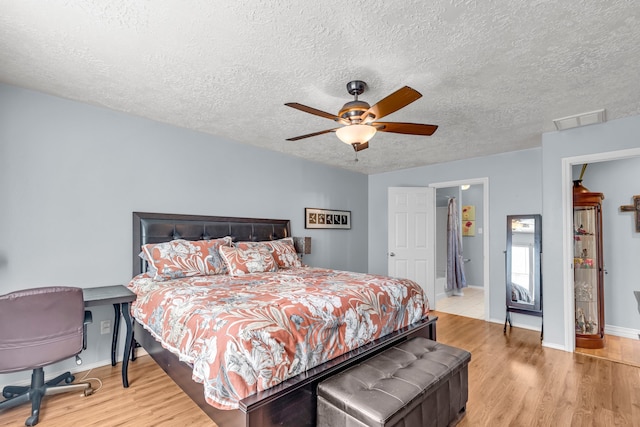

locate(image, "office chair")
(0, 287), (92, 426)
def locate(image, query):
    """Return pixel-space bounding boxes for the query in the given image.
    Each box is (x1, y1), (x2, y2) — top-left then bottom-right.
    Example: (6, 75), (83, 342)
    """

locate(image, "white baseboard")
(488, 317), (542, 332)
(604, 324), (640, 340)
(487, 318), (570, 351)
(542, 342), (568, 352)
(0, 358), (113, 389)
(485, 322), (639, 350)
(541, 325), (639, 353)
(0, 347), (149, 389)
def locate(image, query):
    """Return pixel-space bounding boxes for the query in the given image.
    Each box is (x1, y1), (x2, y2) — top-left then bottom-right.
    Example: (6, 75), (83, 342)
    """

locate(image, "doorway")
(429, 178), (489, 321)
(562, 147), (640, 362)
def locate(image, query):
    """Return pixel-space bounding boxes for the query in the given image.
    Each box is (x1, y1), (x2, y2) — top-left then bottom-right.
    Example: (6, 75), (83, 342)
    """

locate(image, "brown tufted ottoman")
(317, 337), (470, 427)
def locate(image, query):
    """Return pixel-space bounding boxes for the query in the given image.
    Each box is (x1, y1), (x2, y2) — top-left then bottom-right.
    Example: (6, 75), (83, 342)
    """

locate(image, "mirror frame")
(506, 214), (542, 315)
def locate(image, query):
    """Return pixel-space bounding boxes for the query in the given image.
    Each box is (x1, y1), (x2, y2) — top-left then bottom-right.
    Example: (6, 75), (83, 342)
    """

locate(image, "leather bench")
(317, 337), (470, 427)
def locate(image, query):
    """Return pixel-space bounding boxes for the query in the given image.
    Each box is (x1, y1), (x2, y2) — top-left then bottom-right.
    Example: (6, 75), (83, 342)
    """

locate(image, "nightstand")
(83, 285), (136, 388)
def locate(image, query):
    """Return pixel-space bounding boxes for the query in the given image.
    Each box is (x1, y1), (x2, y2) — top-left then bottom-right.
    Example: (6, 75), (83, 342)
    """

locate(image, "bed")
(129, 212), (437, 427)
(510, 282), (533, 303)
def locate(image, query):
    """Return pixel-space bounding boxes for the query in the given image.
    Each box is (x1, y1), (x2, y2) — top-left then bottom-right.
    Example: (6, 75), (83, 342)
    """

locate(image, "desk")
(83, 285), (136, 388)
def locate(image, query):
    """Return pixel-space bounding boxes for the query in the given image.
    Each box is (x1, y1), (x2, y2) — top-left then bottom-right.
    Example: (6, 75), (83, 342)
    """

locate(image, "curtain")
(446, 197), (467, 292)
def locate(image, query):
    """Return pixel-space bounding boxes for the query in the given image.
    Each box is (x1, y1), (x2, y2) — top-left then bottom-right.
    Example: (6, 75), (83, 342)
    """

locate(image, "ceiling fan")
(285, 80), (438, 152)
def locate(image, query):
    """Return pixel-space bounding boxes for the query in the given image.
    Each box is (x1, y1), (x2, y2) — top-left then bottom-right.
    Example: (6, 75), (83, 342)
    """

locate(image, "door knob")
(389, 252), (396, 257)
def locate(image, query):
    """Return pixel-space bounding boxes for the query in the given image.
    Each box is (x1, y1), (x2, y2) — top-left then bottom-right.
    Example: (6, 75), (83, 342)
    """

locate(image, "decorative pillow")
(138, 250), (158, 278)
(141, 237), (232, 281)
(219, 244), (278, 276)
(237, 238), (302, 269)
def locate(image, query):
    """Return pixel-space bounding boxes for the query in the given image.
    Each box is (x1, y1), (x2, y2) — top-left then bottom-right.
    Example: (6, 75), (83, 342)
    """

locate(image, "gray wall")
(368, 148), (543, 329)
(542, 115), (640, 348)
(0, 83), (368, 386)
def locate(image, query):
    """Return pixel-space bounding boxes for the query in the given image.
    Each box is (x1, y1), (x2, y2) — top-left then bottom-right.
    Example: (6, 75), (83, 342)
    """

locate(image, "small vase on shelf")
(573, 180), (590, 194)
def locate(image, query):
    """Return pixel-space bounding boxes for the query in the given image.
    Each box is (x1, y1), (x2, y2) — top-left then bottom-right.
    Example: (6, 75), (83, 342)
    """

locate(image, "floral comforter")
(127, 267), (429, 410)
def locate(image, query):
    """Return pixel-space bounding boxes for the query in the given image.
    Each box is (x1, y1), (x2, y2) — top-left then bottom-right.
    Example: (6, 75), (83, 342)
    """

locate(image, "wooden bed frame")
(131, 212), (437, 427)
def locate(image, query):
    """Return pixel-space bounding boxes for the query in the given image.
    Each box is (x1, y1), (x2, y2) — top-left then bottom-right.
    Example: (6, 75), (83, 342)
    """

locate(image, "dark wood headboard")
(132, 212), (291, 276)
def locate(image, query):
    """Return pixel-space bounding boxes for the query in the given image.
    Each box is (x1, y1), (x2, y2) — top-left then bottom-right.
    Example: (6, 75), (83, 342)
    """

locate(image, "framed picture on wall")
(305, 208), (351, 229)
(463, 220), (475, 236)
(462, 205), (475, 221)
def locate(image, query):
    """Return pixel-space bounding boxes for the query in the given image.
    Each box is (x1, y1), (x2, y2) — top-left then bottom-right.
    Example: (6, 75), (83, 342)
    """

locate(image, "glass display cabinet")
(573, 180), (605, 349)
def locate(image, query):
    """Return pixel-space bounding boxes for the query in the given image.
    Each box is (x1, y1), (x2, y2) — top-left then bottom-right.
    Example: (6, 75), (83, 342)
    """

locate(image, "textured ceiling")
(1, 1), (640, 174)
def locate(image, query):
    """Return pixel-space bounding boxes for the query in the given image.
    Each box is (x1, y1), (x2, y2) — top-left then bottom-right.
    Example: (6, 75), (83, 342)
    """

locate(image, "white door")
(388, 187), (435, 305)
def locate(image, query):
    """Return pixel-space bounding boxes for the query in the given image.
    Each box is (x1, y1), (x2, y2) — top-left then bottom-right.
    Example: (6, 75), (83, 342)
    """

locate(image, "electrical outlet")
(100, 320), (111, 335)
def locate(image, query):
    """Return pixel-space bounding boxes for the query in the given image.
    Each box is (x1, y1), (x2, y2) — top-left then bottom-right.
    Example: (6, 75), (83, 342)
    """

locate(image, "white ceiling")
(2, 1), (640, 174)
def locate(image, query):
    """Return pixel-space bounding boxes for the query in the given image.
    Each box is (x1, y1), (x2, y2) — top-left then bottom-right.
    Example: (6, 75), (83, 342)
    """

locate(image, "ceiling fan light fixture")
(284, 81), (437, 152)
(335, 124), (377, 145)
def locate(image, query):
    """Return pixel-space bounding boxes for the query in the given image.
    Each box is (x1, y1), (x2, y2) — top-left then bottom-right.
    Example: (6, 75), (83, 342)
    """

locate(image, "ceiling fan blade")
(285, 103), (348, 124)
(352, 142), (369, 152)
(286, 128), (338, 141)
(360, 86), (422, 123)
(375, 122), (438, 136)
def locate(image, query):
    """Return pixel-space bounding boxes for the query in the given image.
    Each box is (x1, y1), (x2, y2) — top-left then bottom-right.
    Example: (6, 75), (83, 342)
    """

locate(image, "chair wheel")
(25, 414), (39, 426)
(65, 375), (75, 384)
(3, 391), (14, 398)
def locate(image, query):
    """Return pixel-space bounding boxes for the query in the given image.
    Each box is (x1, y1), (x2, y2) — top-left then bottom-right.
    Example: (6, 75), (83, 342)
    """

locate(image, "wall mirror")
(505, 214), (542, 333)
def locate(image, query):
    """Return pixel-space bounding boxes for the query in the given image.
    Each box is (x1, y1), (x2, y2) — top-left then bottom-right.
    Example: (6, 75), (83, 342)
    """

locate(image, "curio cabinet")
(573, 180), (605, 349)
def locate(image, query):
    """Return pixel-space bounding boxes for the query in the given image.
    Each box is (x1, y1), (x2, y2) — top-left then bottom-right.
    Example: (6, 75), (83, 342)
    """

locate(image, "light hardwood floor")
(2, 313), (639, 426)
(576, 334), (640, 368)
(0, 357), (215, 427)
(434, 312), (640, 427)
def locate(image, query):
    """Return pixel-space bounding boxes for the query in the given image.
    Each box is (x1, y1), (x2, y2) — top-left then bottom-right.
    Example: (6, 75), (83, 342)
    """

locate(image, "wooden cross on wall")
(620, 195), (640, 232)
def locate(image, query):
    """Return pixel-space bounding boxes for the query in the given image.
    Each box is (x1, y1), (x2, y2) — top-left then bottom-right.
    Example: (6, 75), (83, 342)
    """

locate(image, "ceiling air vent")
(553, 109), (606, 131)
